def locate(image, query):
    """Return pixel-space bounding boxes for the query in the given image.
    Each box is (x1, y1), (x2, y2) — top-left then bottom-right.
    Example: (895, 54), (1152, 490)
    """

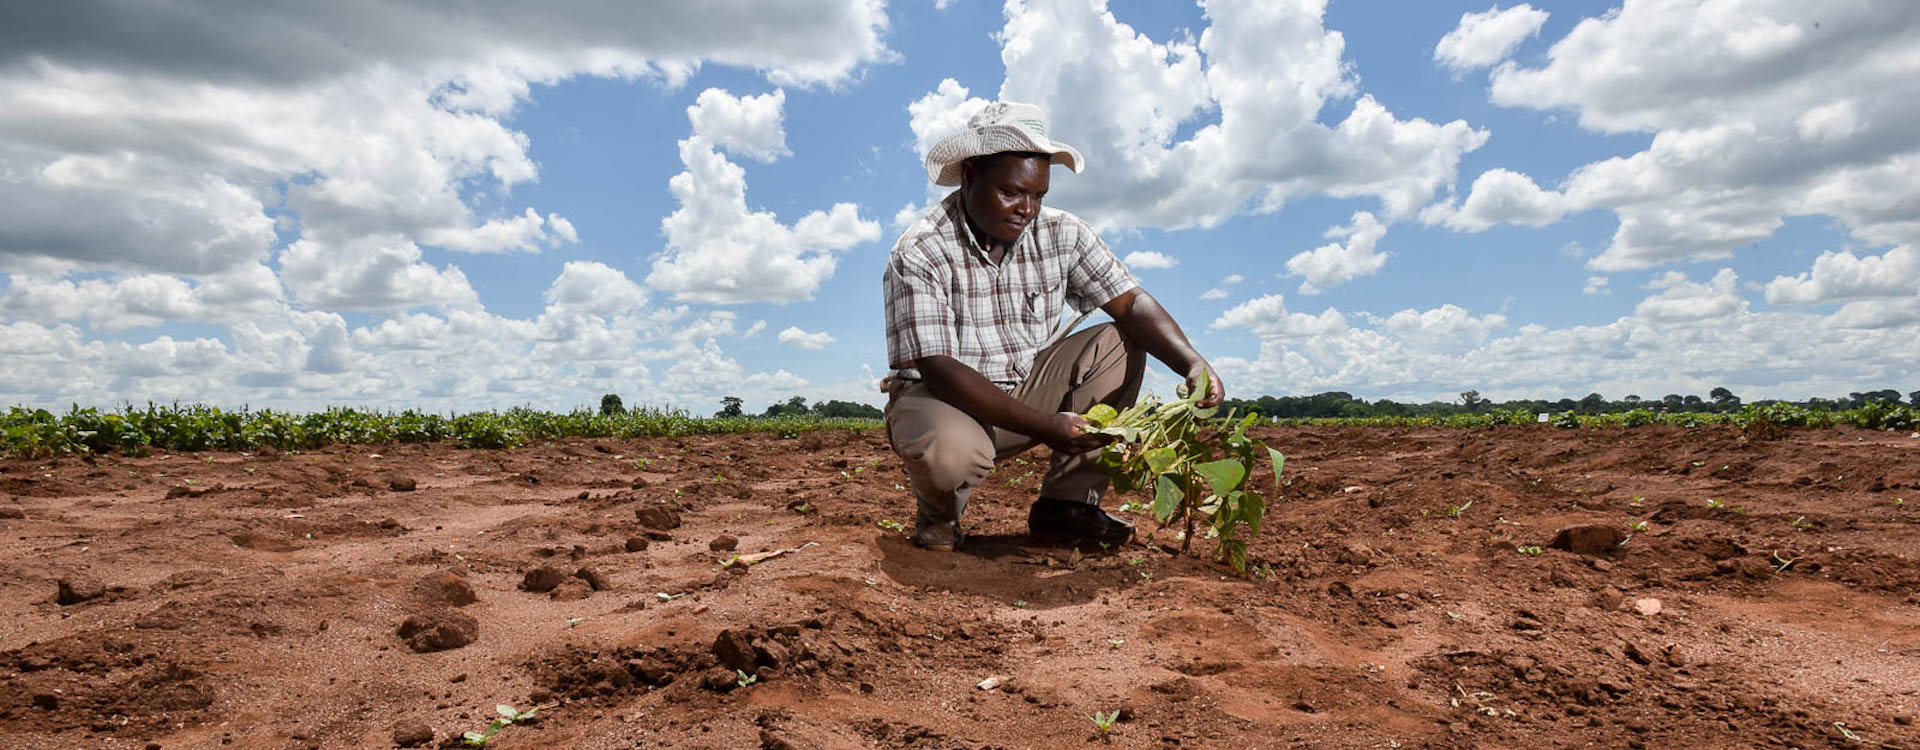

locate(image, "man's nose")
(1016, 195), (1037, 216)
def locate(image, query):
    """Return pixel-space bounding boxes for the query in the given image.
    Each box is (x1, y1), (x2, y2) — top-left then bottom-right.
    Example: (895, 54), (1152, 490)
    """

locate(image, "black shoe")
(1027, 498), (1133, 545)
(912, 520), (962, 551)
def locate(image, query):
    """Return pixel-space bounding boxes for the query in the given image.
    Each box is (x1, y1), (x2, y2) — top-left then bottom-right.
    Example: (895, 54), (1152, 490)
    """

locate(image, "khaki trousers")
(884, 323), (1146, 526)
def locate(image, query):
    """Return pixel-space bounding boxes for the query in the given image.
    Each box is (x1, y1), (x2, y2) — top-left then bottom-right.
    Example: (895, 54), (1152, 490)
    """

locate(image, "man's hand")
(1038, 411), (1111, 455)
(1187, 362), (1226, 408)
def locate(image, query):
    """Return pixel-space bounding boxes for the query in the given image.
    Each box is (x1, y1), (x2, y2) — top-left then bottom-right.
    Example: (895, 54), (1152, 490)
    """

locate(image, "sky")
(2, 0), (1917, 414)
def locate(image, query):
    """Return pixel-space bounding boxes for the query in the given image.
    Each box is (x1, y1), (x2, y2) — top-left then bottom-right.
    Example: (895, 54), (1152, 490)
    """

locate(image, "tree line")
(598, 387), (1917, 423)
(1217, 387), (1918, 420)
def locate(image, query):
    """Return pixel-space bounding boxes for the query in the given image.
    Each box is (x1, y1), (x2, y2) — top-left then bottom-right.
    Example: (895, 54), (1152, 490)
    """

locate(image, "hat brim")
(925, 125), (1083, 186)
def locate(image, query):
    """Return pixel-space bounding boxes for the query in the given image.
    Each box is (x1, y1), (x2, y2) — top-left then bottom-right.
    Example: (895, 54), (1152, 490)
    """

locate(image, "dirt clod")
(550, 579), (593, 601)
(634, 506), (681, 530)
(395, 611), (479, 653)
(710, 535), (739, 551)
(520, 566), (568, 593)
(55, 577), (107, 605)
(0, 507), (24, 519)
(702, 666), (740, 692)
(624, 536), (650, 552)
(390, 719), (434, 747)
(1550, 525), (1628, 556)
(713, 629), (757, 672)
(388, 477), (417, 492)
(411, 570), (477, 607)
(574, 566), (611, 591)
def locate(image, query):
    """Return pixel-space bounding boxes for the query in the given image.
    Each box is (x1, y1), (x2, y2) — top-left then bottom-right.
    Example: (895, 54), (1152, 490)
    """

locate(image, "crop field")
(1, 419), (1917, 749)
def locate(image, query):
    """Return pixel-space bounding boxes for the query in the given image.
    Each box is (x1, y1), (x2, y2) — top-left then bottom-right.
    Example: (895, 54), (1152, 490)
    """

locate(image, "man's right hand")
(1038, 411), (1110, 455)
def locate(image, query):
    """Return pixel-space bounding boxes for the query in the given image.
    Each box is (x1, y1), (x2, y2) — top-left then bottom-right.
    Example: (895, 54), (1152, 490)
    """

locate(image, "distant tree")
(1910, 389), (1920, 406)
(715, 396), (744, 419)
(1682, 395), (1704, 411)
(811, 399), (883, 419)
(763, 396), (809, 417)
(599, 393), (624, 416)
(1862, 389), (1903, 404)
(1579, 393), (1606, 413)
(1623, 395), (1642, 404)
(1661, 394), (1684, 409)
(1459, 390), (1486, 412)
(1709, 387), (1739, 411)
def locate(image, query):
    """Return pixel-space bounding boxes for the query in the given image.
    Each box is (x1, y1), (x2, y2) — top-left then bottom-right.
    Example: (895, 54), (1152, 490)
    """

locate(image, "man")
(883, 101), (1223, 551)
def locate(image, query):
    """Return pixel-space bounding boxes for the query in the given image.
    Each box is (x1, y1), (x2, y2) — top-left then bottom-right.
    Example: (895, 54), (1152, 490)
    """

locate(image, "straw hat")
(924, 101), (1083, 186)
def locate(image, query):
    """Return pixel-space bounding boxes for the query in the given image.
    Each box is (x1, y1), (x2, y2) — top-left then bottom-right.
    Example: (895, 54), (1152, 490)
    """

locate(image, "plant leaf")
(1194, 459), (1247, 495)
(1152, 474), (1183, 522)
(497, 705), (518, 718)
(1241, 490), (1265, 535)
(1142, 446), (1178, 475)
(1085, 403), (1118, 426)
(1264, 444), (1286, 483)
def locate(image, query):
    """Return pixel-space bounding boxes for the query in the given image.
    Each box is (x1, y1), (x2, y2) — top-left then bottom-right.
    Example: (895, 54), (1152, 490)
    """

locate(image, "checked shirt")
(883, 191), (1139, 388)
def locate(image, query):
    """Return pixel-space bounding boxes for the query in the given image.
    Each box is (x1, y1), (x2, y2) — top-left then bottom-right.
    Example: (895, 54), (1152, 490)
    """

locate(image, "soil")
(1, 425), (1917, 749)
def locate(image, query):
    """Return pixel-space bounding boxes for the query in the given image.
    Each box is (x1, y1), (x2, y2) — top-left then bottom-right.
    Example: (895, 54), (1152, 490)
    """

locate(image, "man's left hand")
(1187, 363), (1225, 408)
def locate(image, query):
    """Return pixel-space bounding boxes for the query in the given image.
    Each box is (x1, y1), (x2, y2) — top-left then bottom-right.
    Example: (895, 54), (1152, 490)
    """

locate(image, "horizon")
(2, 1), (1916, 414)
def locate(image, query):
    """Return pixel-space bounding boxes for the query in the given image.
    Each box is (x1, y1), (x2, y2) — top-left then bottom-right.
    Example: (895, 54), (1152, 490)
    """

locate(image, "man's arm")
(912, 355), (1108, 455)
(1103, 288), (1225, 407)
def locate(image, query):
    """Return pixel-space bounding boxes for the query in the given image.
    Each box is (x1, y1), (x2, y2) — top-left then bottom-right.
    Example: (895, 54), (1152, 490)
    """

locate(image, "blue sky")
(1, 1), (1916, 412)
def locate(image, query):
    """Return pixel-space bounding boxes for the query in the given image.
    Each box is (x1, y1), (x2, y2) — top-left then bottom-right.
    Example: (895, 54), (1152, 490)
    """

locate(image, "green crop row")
(0, 403), (880, 458)
(1267, 401), (1920, 432)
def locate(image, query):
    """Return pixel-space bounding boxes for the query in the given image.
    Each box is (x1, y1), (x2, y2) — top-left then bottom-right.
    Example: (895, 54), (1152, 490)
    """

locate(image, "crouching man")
(882, 101), (1223, 551)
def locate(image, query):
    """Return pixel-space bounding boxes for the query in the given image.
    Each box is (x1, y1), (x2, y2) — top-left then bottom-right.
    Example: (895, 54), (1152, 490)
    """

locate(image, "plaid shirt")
(884, 191), (1139, 387)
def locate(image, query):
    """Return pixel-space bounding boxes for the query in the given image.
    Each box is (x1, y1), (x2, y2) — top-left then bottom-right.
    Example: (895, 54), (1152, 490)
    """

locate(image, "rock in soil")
(388, 476), (418, 492)
(710, 535), (739, 552)
(55, 578), (107, 605)
(550, 579), (593, 601)
(624, 536), (650, 552)
(0, 507), (25, 519)
(712, 629), (757, 672)
(520, 566), (568, 593)
(390, 719), (434, 747)
(634, 505), (681, 530)
(1550, 525), (1629, 556)
(411, 570), (477, 607)
(396, 611), (479, 653)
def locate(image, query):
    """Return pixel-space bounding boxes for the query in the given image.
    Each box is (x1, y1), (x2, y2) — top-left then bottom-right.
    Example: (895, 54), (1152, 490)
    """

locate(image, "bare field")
(2, 425), (1917, 749)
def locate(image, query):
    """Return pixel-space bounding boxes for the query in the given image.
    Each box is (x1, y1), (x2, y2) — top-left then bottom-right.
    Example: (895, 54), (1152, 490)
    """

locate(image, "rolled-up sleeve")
(1064, 223), (1139, 314)
(883, 246), (955, 367)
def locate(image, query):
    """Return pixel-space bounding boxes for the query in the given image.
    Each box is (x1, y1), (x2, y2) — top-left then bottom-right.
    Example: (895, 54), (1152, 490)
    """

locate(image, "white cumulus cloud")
(777, 327), (836, 350)
(1434, 5), (1550, 72)
(1124, 251), (1177, 270)
(1284, 211), (1389, 294)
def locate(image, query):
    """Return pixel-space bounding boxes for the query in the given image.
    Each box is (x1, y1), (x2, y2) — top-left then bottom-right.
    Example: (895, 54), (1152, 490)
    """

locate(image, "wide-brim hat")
(924, 101), (1083, 186)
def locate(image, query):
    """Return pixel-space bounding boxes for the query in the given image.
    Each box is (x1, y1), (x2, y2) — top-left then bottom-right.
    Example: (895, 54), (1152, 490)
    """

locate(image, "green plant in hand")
(463, 704), (539, 746)
(1082, 370), (1283, 574)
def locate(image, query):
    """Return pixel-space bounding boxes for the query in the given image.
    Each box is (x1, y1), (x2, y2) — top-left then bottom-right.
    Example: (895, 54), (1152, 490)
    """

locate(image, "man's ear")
(958, 158), (974, 190)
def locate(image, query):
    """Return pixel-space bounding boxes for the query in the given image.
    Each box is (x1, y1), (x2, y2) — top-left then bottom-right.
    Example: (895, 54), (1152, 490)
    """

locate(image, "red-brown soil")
(2, 425), (1917, 749)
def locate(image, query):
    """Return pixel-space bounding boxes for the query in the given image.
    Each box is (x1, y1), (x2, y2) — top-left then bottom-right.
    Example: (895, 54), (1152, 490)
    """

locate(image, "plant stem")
(1180, 477), (1196, 555)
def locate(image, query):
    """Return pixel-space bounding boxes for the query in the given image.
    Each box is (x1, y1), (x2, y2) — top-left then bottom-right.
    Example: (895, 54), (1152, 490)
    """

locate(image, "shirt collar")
(946, 190), (1025, 266)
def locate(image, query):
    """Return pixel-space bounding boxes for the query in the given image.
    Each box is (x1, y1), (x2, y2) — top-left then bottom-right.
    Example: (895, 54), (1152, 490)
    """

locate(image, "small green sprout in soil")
(1515, 545), (1544, 555)
(1443, 500), (1473, 518)
(1772, 551), (1797, 572)
(1082, 370), (1283, 574)
(735, 670), (758, 689)
(1012, 600), (1028, 608)
(875, 518), (906, 532)
(1789, 515), (1810, 531)
(462, 704), (539, 747)
(1630, 520), (1649, 532)
(1705, 497), (1726, 510)
(1089, 710), (1120, 739)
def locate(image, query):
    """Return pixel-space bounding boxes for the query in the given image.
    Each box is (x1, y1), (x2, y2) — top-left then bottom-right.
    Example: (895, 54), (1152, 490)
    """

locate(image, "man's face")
(960, 153), (1050, 245)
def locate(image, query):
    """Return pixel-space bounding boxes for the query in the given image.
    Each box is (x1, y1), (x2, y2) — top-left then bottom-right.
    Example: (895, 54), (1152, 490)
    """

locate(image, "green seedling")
(875, 518), (906, 532)
(1515, 545), (1544, 555)
(1012, 600), (1028, 608)
(1833, 721), (1863, 743)
(1089, 710), (1120, 739)
(566, 617), (584, 628)
(735, 669), (757, 689)
(1772, 550), (1797, 573)
(1443, 500), (1473, 519)
(655, 592), (685, 601)
(1629, 520), (1648, 532)
(1630, 495), (1645, 507)
(1106, 638), (1125, 649)
(462, 704), (540, 747)
(1789, 515), (1810, 531)
(1705, 497), (1725, 510)
(1082, 369), (1283, 574)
